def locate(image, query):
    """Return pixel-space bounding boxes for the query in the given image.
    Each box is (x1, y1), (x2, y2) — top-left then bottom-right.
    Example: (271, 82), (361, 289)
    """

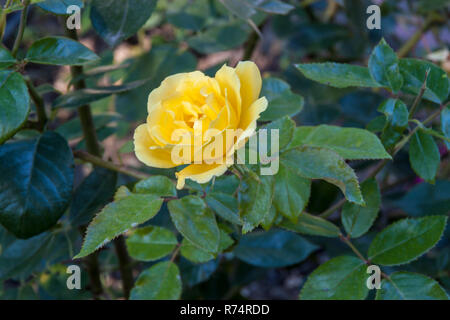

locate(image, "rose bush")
(134, 62), (267, 189)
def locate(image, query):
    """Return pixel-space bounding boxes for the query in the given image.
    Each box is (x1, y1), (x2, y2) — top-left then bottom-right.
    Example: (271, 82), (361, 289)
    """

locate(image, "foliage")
(0, 0), (449, 301)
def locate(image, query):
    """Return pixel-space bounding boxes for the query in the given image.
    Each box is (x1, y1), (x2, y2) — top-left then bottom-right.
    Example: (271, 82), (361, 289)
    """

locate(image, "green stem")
(113, 236), (134, 299)
(11, 0), (30, 58)
(339, 234), (368, 264)
(25, 78), (47, 131)
(408, 69), (429, 119)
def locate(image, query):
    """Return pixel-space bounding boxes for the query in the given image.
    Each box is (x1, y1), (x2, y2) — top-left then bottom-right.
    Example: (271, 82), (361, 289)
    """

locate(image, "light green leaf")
(53, 79), (148, 109)
(75, 190), (163, 258)
(279, 212), (341, 238)
(234, 229), (318, 268)
(90, 0), (157, 47)
(376, 272), (448, 300)
(261, 116), (295, 152)
(342, 178), (380, 238)
(134, 175), (176, 197)
(26, 37), (99, 65)
(399, 58), (449, 104)
(273, 161), (311, 222)
(0, 132), (73, 238)
(368, 38), (403, 92)
(239, 174), (274, 233)
(295, 63), (380, 88)
(299, 256), (368, 300)
(168, 196), (219, 253)
(205, 192), (242, 225)
(126, 226), (177, 261)
(368, 216), (448, 266)
(0, 47), (16, 68)
(259, 78), (304, 121)
(281, 146), (364, 205)
(409, 129), (440, 183)
(288, 125), (391, 160)
(130, 261), (181, 300)
(0, 71), (30, 144)
(261, 206), (277, 230)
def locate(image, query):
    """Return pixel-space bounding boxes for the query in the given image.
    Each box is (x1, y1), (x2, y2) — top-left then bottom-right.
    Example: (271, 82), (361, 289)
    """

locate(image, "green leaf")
(37, 0), (83, 15)
(56, 113), (120, 140)
(342, 178), (380, 238)
(261, 206), (277, 230)
(90, 0), (157, 47)
(368, 38), (403, 92)
(239, 174), (274, 233)
(281, 146), (364, 205)
(166, 0), (209, 31)
(205, 192), (242, 225)
(409, 129), (440, 183)
(126, 226), (177, 261)
(368, 216), (448, 266)
(26, 37), (99, 65)
(378, 99), (409, 148)
(234, 229), (318, 268)
(134, 175), (176, 197)
(75, 189), (163, 258)
(441, 106), (450, 149)
(52, 79), (148, 109)
(288, 125), (391, 160)
(299, 256), (368, 300)
(0, 132), (73, 238)
(273, 161), (311, 222)
(257, 0), (294, 14)
(396, 180), (450, 217)
(399, 58), (449, 104)
(376, 272), (448, 300)
(261, 116), (295, 152)
(0, 47), (16, 68)
(179, 258), (219, 287)
(0, 71), (30, 144)
(168, 196), (219, 253)
(70, 168), (117, 227)
(295, 63), (380, 88)
(259, 78), (304, 121)
(130, 261), (181, 300)
(187, 21), (251, 54)
(278, 212), (341, 237)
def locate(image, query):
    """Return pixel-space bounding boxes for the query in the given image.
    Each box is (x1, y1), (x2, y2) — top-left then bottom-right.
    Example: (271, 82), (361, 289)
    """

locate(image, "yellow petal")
(175, 162), (231, 189)
(134, 124), (177, 168)
(235, 61), (262, 111)
(214, 65), (242, 119)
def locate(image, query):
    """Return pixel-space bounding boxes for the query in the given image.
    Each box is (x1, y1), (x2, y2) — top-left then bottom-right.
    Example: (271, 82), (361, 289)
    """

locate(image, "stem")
(113, 236), (134, 299)
(408, 69), (429, 119)
(243, 30), (258, 61)
(74, 150), (149, 180)
(25, 78), (47, 131)
(11, 0), (30, 58)
(339, 234), (368, 264)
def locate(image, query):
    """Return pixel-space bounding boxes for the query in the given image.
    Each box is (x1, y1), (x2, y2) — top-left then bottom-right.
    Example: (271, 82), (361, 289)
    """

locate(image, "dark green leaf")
(134, 175), (176, 197)
(168, 196), (220, 253)
(0, 71), (30, 144)
(259, 78), (304, 121)
(378, 98), (409, 148)
(278, 212), (340, 237)
(0, 132), (73, 238)
(234, 229), (318, 268)
(342, 178), (380, 238)
(26, 37), (99, 65)
(75, 187), (163, 258)
(239, 175), (274, 233)
(376, 272), (448, 300)
(0, 47), (16, 68)
(288, 125), (391, 160)
(441, 106), (450, 149)
(37, 0), (83, 15)
(409, 129), (440, 183)
(368, 216), (448, 266)
(180, 229), (233, 264)
(90, 0), (157, 47)
(281, 146), (364, 205)
(299, 256), (368, 300)
(205, 192), (242, 225)
(70, 168), (117, 227)
(130, 261), (181, 300)
(295, 63), (380, 88)
(368, 38), (403, 92)
(261, 116), (295, 152)
(399, 58), (449, 104)
(126, 226), (177, 261)
(257, 0), (294, 14)
(53, 79), (148, 109)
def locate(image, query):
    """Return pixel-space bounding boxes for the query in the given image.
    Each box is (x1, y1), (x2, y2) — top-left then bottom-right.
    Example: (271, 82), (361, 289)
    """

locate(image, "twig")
(408, 69), (429, 119)
(339, 234), (369, 264)
(25, 78), (47, 131)
(11, 0), (29, 57)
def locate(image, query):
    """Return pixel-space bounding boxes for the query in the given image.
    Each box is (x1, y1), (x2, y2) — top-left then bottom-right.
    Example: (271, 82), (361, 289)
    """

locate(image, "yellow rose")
(133, 61), (267, 189)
